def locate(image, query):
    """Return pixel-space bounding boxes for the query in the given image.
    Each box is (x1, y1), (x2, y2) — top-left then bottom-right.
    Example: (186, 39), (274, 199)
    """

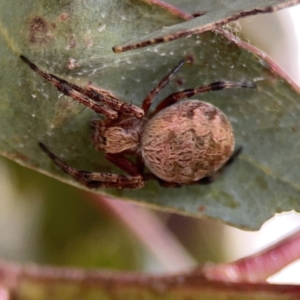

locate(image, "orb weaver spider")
(20, 55), (255, 189)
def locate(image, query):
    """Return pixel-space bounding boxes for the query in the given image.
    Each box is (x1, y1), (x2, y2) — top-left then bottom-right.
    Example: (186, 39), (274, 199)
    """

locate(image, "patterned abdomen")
(141, 100), (234, 183)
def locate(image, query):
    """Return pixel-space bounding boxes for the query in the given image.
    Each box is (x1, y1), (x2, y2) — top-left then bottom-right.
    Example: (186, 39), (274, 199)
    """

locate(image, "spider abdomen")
(141, 100), (234, 183)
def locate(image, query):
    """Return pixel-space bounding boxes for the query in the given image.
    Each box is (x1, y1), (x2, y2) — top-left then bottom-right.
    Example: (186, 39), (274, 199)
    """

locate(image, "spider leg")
(39, 143), (144, 189)
(198, 146), (242, 185)
(105, 153), (141, 176)
(152, 81), (256, 116)
(84, 85), (144, 118)
(142, 60), (185, 114)
(20, 55), (144, 119)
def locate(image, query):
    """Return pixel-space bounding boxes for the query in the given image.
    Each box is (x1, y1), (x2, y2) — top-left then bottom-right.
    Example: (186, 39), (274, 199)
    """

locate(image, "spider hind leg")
(198, 146), (243, 185)
(39, 143), (144, 189)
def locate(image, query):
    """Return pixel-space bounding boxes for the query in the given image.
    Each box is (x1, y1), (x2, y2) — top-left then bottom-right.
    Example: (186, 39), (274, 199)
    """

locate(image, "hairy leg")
(20, 55), (144, 119)
(142, 60), (184, 114)
(152, 81), (256, 116)
(39, 143), (144, 189)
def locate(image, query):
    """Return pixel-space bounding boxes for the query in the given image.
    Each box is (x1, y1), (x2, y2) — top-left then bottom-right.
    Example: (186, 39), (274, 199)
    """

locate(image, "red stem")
(204, 227), (300, 282)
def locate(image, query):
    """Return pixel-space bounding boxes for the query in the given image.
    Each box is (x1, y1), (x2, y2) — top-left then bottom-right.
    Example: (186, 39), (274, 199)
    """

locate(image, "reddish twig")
(1, 260), (300, 299)
(203, 227), (300, 282)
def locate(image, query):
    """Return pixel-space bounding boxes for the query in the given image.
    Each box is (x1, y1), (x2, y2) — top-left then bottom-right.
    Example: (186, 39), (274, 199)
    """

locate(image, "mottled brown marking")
(192, 130), (209, 148)
(60, 12), (70, 21)
(186, 106), (195, 119)
(185, 54), (195, 64)
(203, 106), (218, 120)
(167, 130), (176, 142)
(28, 16), (54, 46)
(186, 108), (195, 119)
(186, 103), (200, 119)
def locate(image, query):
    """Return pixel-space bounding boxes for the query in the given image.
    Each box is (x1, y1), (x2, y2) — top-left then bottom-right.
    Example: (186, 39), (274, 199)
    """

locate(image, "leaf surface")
(114, 0), (300, 52)
(0, 0), (300, 229)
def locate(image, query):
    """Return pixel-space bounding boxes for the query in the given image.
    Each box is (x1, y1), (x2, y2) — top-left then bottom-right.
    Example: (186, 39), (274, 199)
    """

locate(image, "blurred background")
(0, 3), (299, 284)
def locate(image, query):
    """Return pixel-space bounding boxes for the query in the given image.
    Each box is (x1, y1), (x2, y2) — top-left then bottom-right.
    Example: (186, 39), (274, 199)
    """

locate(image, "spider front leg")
(20, 55), (144, 119)
(39, 143), (144, 189)
(84, 85), (144, 117)
(152, 80), (256, 115)
(142, 60), (185, 114)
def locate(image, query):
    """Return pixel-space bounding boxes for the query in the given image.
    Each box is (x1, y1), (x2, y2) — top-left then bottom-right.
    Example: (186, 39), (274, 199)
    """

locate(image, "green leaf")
(113, 0), (300, 52)
(1, 0), (300, 230)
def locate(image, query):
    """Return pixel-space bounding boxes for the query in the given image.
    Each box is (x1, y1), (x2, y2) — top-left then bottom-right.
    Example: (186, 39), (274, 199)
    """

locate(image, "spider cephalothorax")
(21, 56), (254, 189)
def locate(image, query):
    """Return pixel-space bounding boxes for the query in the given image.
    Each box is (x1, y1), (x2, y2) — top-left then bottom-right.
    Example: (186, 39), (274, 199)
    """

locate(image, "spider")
(20, 55), (255, 189)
